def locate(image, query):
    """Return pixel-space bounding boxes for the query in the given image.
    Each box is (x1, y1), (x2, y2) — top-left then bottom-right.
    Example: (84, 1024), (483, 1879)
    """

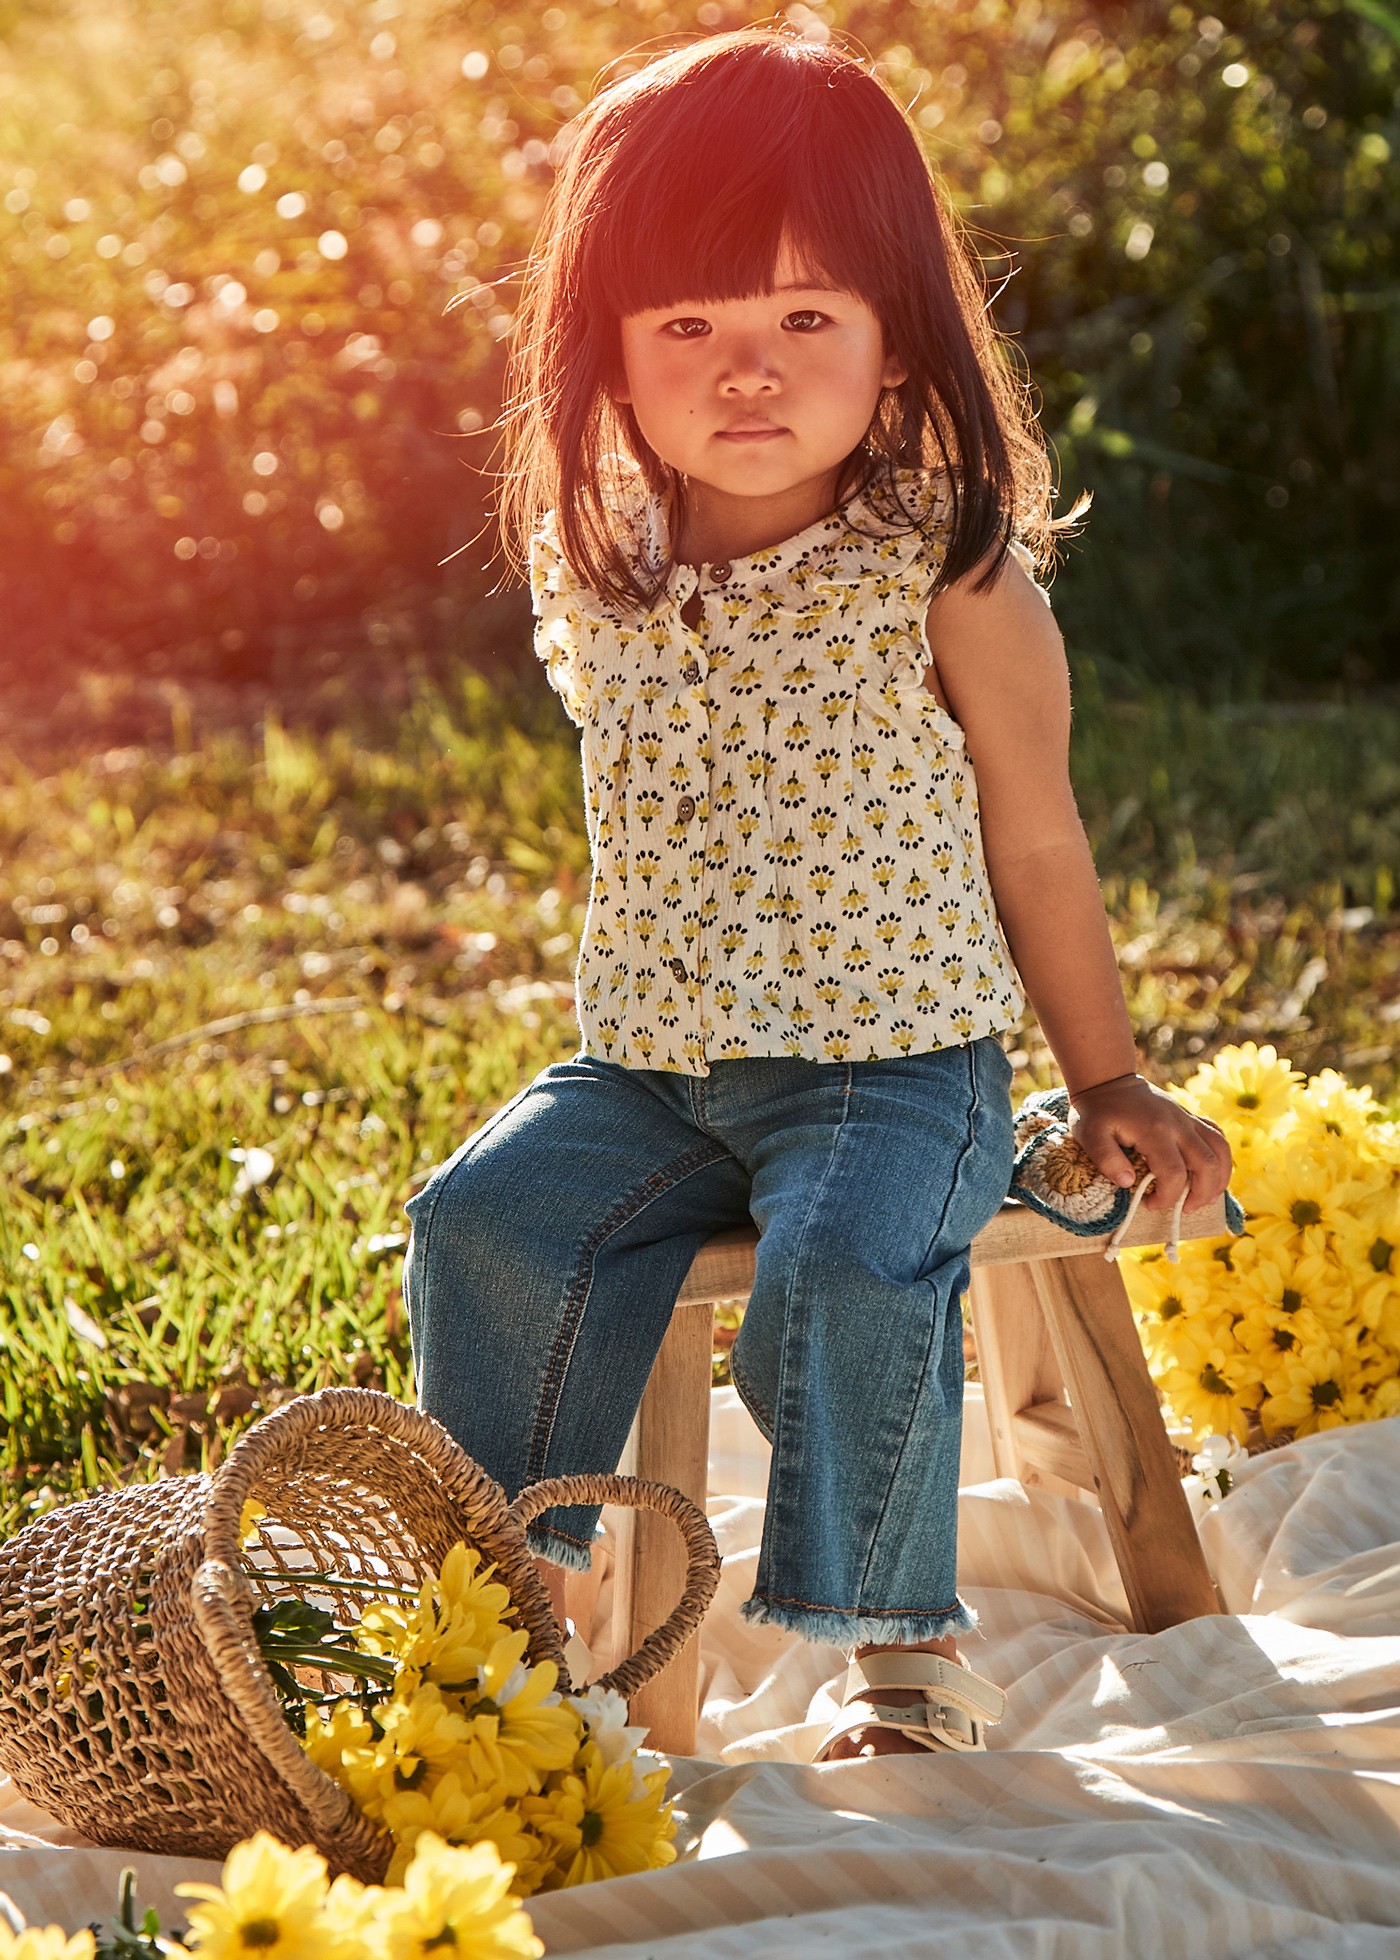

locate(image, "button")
(710, 562), (731, 584)
(681, 659), (701, 684)
(668, 957), (688, 982)
(676, 795), (696, 823)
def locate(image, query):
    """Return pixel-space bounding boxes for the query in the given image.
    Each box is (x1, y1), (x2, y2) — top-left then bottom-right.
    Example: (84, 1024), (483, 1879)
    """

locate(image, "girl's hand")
(1068, 1075), (1233, 1215)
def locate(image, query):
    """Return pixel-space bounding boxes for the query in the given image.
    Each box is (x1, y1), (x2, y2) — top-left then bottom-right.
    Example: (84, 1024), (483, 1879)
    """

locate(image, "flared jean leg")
(720, 1039), (1015, 1646)
(403, 1054), (749, 1567)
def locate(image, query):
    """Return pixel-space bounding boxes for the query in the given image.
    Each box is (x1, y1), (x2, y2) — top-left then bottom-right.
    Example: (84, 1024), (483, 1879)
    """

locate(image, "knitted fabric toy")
(1010, 1087), (1245, 1262)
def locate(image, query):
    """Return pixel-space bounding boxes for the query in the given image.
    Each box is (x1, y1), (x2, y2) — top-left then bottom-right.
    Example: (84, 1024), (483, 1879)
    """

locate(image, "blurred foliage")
(1, 673), (1396, 1532)
(1, 0), (1397, 695)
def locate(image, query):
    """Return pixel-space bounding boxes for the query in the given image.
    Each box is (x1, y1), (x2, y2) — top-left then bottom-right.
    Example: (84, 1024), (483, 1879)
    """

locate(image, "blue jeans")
(403, 1039), (1014, 1647)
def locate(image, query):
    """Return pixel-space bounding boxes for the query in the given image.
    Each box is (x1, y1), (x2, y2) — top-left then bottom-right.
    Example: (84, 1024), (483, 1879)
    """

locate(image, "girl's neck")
(672, 469), (846, 568)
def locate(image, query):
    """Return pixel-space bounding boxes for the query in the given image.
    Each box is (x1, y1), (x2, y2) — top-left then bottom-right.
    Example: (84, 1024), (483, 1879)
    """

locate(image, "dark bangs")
(583, 56), (899, 322)
(498, 30), (1062, 615)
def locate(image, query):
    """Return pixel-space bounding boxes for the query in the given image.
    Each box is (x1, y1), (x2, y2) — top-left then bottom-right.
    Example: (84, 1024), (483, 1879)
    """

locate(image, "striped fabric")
(4, 1390), (1399, 1956)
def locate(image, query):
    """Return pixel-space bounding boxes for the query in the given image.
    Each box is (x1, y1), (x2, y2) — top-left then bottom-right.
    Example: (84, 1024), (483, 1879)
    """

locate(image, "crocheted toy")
(1010, 1087), (1245, 1262)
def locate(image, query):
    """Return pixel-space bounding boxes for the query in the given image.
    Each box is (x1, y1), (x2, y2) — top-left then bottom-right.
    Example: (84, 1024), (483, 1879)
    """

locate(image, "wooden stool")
(607, 1194), (1231, 1756)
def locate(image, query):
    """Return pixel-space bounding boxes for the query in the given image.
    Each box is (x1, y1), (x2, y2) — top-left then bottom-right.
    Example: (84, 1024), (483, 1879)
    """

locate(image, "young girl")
(404, 29), (1231, 1762)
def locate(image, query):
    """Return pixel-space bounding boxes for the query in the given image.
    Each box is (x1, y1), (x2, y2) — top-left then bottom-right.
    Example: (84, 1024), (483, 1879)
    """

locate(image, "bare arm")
(923, 552), (1230, 1212)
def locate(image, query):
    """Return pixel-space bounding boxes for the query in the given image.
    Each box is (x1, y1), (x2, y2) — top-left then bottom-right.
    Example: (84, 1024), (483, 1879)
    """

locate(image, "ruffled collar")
(631, 467), (952, 605)
(534, 464), (953, 628)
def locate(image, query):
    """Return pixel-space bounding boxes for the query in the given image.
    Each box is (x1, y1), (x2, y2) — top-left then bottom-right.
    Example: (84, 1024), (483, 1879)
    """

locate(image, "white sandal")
(815, 1651), (1007, 1761)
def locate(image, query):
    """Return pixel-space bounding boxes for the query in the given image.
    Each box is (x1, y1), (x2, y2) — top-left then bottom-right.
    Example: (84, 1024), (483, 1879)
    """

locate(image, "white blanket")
(5, 1388), (1399, 1958)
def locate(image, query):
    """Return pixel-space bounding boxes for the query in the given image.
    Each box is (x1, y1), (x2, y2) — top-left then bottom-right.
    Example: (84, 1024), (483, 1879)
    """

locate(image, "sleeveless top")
(530, 468), (1026, 1077)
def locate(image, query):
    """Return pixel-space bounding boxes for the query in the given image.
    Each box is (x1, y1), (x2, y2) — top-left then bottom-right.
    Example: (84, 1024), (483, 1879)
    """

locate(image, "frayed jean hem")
(525, 1522), (595, 1574)
(740, 1593), (980, 1647)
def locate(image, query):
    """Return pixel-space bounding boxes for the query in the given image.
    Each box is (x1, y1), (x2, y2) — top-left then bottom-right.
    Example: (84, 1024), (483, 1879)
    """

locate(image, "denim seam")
(728, 1346), (774, 1441)
(525, 1138), (732, 1485)
(405, 1082), (542, 1364)
(854, 1039), (981, 1605)
(759, 1062), (853, 1580)
(533, 1522), (591, 1550)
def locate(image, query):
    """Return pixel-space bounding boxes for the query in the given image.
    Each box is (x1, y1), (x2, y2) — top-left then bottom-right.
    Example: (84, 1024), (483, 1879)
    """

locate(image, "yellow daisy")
(1347, 1167), (1400, 1238)
(1239, 1144), (1365, 1264)
(53, 1640), (97, 1701)
(369, 1685), (477, 1796)
(1357, 1116), (1400, 1177)
(1258, 1337), (1353, 1437)
(303, 1699), (390, 1817)
(1290, 1069), (1379, 1148)
(528, 1747), (676, 1891)
(1157, 1323), (1261, 1445)
(1235, 1249), (1346, 1321)
(356, 1546), (515, 1686)
(455, 1648), (581, 1799)
(380, 1773), (541, 1891)
(0, 1929), (97, 1960)
(372, 1832), (541, 1960)
(1335, 1194), (1399, 1304)
(1234, 1303), (1337, 1402)
(322, 1873), (387, 1945)
(1346, 1328), (1397, 1391)
(1122, 1254), (1224, 1366)
(175, 1833), (340, 1960)
(1177, 1042), (1302, 1129)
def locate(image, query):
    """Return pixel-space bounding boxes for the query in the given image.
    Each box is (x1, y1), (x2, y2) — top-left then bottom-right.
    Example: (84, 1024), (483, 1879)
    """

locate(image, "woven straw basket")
(0, 1388), (719, 1881)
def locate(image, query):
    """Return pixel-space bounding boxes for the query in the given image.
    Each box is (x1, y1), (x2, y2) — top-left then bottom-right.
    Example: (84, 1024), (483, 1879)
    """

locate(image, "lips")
(717, 423), (787, 439)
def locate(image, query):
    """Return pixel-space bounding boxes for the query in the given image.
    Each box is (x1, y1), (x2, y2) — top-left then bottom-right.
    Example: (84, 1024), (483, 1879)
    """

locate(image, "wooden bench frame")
(604, 1195), (1230, 1756)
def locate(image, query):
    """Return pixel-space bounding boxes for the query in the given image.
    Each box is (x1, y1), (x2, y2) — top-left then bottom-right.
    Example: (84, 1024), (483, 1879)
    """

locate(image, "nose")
(718, 333), (781, 394)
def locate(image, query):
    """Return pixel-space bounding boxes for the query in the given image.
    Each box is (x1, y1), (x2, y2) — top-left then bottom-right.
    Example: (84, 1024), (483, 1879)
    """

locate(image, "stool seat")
(607, 1194), (1232, 1755)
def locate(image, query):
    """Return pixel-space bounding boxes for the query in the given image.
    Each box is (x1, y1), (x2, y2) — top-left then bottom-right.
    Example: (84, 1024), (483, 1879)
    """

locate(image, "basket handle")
(508, 1473), (720, 1702)
(204, 1387), (567, 1677)
(191, 1557), (392, 1876)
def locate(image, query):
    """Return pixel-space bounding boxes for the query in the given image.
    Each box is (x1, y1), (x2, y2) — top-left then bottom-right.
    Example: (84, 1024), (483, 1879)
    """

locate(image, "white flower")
(1188, 1432), (1244, 1506)
(1191, 1433), (1242, 1474)
(567, 1684), (652, 1775)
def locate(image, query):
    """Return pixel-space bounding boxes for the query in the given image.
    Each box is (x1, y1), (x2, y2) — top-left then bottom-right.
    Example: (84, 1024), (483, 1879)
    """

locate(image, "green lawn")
(1, 672), (1396, 1537)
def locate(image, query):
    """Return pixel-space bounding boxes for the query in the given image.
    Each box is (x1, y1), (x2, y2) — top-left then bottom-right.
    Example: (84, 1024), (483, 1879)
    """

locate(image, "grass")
(1, 667), (1397, 1539)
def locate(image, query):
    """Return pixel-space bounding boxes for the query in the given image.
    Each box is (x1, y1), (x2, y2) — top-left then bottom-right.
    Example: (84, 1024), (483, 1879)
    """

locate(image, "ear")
(881, 350), (909, 390)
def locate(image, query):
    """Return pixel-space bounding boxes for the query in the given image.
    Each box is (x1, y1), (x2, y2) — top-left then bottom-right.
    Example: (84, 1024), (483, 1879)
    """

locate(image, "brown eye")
(663, 317), (710, 338)
(784, 310), (827, 332)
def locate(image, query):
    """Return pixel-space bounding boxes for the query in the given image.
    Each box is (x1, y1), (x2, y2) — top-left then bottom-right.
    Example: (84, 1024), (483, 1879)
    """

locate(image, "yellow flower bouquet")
(1120, 1043), (1400, 1452)
(243, 1520), (677, 1896)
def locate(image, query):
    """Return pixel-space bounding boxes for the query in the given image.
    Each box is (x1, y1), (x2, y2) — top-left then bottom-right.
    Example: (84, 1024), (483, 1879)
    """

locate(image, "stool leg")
(608, 1299), (715, 1755)
(1029, 1255), (1222, 1632)
(967, 1264), (1084, 1499)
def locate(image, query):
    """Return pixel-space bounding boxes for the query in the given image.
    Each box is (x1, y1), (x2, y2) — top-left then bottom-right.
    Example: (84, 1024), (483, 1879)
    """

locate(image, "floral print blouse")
(530, 468), (1026, 1076)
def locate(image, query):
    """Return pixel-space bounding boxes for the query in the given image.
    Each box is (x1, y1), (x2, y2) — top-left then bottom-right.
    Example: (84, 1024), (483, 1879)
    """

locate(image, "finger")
(1187, 1135), (1234, 1206)
(1190, 1121), (1233, 1178)
(1140, 1145), (1192, 1211)
(1072, 1119), (1139, 1189)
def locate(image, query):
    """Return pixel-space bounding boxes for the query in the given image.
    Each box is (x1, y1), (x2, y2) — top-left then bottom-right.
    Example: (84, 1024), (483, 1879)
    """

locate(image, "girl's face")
(616, 241), (906, 555)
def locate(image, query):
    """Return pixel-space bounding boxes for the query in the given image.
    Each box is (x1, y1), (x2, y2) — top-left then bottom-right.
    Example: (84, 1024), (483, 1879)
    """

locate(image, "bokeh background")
(2, 2), (1398, 1530)
(5, 0), (1398, 707)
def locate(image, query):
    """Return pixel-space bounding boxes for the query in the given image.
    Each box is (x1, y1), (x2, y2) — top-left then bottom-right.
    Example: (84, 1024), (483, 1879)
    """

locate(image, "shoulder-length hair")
(497, 28), (1072, 613)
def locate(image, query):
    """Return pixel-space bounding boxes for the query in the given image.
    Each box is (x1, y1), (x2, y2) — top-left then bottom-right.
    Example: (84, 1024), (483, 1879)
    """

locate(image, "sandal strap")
(817, 1696), (983, 1760)
(843, 1653), (1007, 1725)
